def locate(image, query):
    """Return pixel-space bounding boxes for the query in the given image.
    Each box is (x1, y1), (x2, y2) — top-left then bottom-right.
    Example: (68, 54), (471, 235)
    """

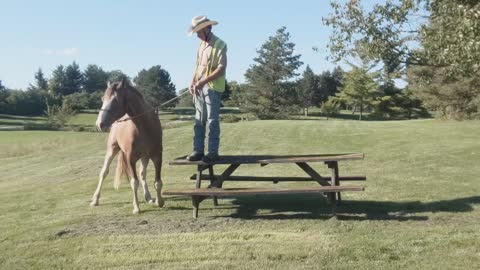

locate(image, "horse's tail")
(114, 151), (128, 190)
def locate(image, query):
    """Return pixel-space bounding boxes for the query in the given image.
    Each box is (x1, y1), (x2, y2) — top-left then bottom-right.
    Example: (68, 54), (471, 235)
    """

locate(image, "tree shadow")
(210, 194), (480, 221)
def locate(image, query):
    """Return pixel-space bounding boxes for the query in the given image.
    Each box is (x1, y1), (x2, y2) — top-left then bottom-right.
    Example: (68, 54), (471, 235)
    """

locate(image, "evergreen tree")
(298, 65), (317, 116)
(134, 65), (176, 111)
(63, 62), (84, 95)
(244, 27), (303, 119)
(48, 65), (66, 96)
(0, 80), (7, 113)
(83, 64), (109, 93)
(28, 68), (48, 91)
(108, 70), (128, 82)
(337, 64), (380, 120)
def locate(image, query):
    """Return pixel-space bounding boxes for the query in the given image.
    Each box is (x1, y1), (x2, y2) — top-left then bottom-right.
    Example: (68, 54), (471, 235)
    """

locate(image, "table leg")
(334, 162), (341, 203)
(195, 165), (202, 188)
(209, 165), (219, 206)
(326, 161), (339, 205)
(192, 196), (200, 218)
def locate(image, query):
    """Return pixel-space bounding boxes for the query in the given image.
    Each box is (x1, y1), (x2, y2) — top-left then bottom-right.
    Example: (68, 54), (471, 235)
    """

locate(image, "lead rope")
(114, 90), (191, 123)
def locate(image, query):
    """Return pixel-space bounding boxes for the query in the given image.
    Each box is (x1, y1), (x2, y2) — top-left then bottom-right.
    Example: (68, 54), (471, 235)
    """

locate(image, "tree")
(221, 80), (233, 102)
(314, 67), (344, 106)
(48, 65), (66, 96)
(320, 97), (341, 120)
(0, 80), (7, 113)
(298, 65), (318, 116)
(244, 27), (303, 119)
(83, 64), (109, 93)
(228, 81), (248, 107)
(408, 66), (480, 119)
(324, 0), (480, 119)
(134, 65), (176, 111)
(336, 64), (380, 120)
(63, 62), (84, 95)
(28, 68), (48, 91)
(108, 70), (128, 82)
(176, 87), (194, 108)
(370, 83), (428, 119)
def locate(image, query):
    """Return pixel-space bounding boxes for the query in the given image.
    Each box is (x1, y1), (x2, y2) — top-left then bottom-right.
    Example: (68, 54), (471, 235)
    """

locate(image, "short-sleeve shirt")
(195, 34), (227, 82)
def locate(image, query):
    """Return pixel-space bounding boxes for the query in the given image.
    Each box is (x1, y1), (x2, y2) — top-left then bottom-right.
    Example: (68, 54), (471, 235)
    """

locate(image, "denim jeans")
(193, 87), (221, 154)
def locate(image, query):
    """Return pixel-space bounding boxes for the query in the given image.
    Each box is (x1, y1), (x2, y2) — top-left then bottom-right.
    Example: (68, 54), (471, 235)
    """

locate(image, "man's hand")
(195, 80), (207, 93)
(189, 84), (196, 95)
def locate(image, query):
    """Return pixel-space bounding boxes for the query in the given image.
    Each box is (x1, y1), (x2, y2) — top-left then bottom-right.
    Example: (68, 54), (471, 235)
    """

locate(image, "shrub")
(45, 103), (74, 129)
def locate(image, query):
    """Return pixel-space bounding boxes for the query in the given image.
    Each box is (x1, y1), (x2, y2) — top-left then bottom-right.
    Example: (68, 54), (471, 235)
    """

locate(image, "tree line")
(1, 0), (478, 120)
(0, 63), (176, 116)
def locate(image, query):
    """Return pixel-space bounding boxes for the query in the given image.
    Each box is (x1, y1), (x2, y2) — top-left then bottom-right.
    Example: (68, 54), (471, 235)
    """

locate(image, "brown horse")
(91, 78), (164, 214)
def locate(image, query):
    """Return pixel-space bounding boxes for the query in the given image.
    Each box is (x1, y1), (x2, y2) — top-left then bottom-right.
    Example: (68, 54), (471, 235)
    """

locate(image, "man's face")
(196, 28), (210, 42)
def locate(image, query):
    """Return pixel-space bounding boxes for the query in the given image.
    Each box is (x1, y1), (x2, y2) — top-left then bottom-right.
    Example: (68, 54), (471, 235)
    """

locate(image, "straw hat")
(187, 15), (218, 36)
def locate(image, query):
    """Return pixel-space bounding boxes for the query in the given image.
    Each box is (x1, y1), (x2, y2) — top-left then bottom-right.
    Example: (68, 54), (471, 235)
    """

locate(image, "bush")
(63, 91), (103, 111)
(45, 103), (75, 129)
(320, 98), (340, 119)
(1, 89), (49, 115)
(221, 114), (241, 123)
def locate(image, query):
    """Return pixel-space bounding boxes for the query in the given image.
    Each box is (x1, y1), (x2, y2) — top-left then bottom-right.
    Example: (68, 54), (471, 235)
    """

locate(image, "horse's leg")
(153, 156), (165, 208)
(90, 145), (119, 206)
(129, 158), (141, 214)
(139, 157), (154, 203)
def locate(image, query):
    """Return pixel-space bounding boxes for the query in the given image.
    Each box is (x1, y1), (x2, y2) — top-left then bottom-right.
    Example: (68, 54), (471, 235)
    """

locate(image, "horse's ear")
(107, 81), (111, 88)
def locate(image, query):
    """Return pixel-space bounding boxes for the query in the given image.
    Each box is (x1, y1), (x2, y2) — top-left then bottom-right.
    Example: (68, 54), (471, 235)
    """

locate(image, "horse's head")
(96, 78), (130, 131)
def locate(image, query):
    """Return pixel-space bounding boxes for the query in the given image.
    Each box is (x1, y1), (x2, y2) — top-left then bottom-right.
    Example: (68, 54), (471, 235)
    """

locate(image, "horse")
(91, 78), (164, 214)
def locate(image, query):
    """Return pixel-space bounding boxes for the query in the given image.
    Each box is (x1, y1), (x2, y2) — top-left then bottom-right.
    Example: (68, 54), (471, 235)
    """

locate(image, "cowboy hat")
(187, 15), (218, 36)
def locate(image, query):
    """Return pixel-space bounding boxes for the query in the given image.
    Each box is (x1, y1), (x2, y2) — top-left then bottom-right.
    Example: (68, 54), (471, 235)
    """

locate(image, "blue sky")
(1, 0), (379, 91)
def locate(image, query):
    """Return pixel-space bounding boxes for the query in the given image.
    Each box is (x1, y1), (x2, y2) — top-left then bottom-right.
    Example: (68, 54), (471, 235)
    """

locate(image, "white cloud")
(43, 47), (80, 56)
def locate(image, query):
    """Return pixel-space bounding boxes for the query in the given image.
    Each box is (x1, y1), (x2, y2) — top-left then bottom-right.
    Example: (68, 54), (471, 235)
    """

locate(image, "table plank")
(164, 186), (365, 196)
(169, 153), (364, 165)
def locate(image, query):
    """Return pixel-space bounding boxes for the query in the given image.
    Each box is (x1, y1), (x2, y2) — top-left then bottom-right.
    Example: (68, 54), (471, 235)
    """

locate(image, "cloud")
(43, 48), (80, 56)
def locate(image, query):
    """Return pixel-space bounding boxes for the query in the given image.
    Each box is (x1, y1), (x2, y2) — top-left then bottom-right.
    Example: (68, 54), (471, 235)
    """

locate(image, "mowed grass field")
(1, 119), (480, 269)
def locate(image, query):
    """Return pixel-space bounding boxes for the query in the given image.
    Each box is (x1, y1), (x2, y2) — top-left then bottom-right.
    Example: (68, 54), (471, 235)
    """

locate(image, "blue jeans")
(193, 88), (221, 154)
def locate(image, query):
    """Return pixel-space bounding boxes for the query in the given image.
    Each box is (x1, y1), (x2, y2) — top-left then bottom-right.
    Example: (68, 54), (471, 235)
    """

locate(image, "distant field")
(1, 119), (479, 269)
(0, 107), (245, 131)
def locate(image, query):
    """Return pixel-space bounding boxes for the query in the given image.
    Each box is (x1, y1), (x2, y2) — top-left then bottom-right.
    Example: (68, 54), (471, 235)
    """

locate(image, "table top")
(169, 153), (364, 166)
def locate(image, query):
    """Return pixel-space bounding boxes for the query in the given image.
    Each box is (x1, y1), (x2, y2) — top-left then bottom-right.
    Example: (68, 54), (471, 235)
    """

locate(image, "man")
(186, 15), (227, 163)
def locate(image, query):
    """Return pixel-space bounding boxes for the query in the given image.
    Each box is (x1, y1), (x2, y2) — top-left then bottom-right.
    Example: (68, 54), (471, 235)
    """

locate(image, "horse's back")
(110, 115), (162, 158)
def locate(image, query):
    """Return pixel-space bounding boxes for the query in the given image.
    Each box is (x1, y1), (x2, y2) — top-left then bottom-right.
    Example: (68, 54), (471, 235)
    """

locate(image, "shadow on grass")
(208, 194), (480, 221)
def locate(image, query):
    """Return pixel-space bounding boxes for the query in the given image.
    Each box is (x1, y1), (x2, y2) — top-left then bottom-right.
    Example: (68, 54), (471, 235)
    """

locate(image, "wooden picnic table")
(165, 153), (366, 218)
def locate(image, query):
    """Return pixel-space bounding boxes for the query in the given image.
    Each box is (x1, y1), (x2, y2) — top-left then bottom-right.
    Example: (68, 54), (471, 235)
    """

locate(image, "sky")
(0, 0), (381, 91)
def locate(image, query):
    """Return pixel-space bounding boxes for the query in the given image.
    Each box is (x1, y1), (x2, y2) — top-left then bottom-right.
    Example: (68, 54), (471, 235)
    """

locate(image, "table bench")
(164, 153), (366, 218)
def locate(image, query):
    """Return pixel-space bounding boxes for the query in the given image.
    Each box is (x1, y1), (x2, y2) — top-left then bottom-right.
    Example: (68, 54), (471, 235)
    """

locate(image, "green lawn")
(1, 119), (479, 269)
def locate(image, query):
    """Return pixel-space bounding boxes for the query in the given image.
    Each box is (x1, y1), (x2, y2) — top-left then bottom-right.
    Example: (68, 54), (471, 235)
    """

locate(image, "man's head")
(196, 25), (212, 41)
(188, 15), (218, 38)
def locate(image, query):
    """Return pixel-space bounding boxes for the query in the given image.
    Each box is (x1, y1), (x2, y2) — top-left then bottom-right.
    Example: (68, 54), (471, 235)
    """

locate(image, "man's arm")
(195, 48), (227, 91)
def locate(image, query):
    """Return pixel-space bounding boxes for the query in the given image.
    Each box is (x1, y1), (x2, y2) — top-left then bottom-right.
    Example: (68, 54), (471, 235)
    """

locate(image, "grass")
(1, 119), (480, 269)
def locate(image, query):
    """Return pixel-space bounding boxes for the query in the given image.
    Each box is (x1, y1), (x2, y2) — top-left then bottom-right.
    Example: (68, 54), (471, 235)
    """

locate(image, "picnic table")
(164, 153), (366, 218)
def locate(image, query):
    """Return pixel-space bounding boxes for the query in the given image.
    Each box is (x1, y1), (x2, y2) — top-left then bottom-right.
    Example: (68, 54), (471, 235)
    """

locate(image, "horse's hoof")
(156, 199), (165, 208)
(90, 201), (98, 207)
(132, 208), (140, 214)
(147, 198), (156, 204)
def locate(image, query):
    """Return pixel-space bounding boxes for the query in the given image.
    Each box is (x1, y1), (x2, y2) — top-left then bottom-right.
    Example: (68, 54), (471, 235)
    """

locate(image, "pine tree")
(48, 65), (66, 96)
(28, 68), (49, 91)
(244, 27), (303, 119)
(337, 65), (380, 120)
(83, 64), (109, 93)
(63, 62), (84, 95)
(298, 65), (317, 116)
(134, 65), (176, 111)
